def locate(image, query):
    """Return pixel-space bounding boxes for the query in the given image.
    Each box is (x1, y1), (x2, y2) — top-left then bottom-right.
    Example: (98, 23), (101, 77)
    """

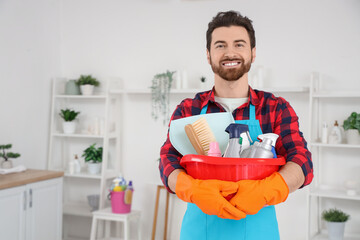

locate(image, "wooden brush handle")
(185, 124), (206, 155)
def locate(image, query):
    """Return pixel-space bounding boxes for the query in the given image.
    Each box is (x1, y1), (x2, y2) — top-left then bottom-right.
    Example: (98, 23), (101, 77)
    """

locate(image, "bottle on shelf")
(321, 121), (328, 144)
(328, 120), (343, 144)
(73, 154), (81, 173)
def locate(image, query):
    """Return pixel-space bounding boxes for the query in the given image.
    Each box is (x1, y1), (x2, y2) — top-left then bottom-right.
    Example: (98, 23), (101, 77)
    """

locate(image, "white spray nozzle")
(257, 133), (279, 147)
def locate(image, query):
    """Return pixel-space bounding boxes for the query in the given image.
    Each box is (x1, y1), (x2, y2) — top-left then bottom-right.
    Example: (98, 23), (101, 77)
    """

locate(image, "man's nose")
(224, 47), (238, 58)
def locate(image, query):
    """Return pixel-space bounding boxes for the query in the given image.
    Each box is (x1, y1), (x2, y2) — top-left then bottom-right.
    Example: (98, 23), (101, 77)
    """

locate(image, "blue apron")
(180, 103), (280, 240)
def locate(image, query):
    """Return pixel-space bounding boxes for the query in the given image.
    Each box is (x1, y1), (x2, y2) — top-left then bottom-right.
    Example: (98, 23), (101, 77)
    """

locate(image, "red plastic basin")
(180, 154), (286, 181)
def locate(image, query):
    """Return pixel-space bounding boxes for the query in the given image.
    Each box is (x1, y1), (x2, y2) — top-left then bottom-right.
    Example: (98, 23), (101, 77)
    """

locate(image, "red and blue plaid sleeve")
(159, 111), (184, 193)
(273, 97), (313, 187)
(159, 90), (214, 193)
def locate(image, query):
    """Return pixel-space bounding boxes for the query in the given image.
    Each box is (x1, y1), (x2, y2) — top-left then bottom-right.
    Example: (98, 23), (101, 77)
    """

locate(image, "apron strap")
(249, 104), (256, 120)
(200, 104), (208, 115)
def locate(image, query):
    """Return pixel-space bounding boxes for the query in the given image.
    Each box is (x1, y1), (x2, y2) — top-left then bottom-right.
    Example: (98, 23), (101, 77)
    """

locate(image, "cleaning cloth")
(0, 165), (27, 174)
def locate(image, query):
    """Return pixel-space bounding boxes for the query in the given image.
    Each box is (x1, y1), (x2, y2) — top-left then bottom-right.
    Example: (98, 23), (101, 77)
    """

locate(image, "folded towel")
(0, 165), (27, 174)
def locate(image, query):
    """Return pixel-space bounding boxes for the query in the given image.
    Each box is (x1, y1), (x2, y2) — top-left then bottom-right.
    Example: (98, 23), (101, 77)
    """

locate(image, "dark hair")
(206, 11), (256, 52)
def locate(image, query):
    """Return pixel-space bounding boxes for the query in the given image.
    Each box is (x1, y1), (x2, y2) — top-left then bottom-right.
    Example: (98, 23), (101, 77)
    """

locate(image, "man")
(159, 11), (313, 240)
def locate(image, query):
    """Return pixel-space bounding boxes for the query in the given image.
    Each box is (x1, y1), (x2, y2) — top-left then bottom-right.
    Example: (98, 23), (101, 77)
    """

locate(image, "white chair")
(90, 207), (141, 240)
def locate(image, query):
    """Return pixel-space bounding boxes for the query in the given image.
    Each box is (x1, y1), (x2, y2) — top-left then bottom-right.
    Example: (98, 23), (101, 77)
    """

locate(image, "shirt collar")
(248, 86), (260, 106)
(202, 85), (260, 108)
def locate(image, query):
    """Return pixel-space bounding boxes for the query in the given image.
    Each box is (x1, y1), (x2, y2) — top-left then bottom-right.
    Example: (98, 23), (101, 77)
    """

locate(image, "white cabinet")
(306, 73), (360, 240)
(0, 177), (63, 240)
(47, 78), (122, 239)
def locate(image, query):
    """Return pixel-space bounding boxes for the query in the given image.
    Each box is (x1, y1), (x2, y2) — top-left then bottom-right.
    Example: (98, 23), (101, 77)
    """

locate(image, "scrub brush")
(184, 117), (216, 155)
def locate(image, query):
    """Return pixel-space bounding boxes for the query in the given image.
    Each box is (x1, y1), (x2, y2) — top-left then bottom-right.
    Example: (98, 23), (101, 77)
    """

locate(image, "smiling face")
(207, 26), (256, 81)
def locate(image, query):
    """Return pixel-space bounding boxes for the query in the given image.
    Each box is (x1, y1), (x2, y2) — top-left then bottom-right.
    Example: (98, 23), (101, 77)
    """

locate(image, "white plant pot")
(87, 162), (101, 174)
(326, 222), (345, 240)
(80, 85), (94, 95)
(1, 160), (13, 169)
(345, 129), (360, 144)
(63, 122), (76, 134)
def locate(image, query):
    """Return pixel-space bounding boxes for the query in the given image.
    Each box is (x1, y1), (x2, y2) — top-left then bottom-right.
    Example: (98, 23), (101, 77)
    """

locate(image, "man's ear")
(251, 47), (256, 63)
(206, 49), (211, 65)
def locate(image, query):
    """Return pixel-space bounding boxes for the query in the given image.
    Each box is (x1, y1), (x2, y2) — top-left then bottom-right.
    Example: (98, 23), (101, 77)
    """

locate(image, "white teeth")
(224, 62), (239, 66)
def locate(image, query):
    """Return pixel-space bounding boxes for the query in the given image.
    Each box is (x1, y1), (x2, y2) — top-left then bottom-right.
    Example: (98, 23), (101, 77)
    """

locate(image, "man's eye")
(236, 44), (244, 47)
(216, 44), (224, 48)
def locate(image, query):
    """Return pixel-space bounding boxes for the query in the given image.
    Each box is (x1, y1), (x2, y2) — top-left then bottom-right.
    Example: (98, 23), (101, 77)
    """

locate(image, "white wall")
(1, 0), (360, 239)
(0, 0), (61, 169)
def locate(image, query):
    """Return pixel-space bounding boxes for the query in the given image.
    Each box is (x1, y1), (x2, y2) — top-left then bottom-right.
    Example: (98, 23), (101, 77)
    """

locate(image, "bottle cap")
(225, 123), (249, 139)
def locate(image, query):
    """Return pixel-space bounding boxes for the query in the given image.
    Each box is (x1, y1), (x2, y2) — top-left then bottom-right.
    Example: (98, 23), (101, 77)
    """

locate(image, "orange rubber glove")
(229, 172), (289, 215)
(176, 172), (246, 220)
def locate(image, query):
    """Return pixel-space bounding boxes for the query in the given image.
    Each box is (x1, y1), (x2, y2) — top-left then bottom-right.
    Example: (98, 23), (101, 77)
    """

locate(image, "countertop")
(0, 169), (64, 190)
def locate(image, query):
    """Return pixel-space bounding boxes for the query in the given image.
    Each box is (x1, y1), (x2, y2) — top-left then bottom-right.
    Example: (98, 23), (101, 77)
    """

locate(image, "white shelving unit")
(47, 78), (123, 240)
(109, 86), (309, 95)
(306, 73), (360, 240)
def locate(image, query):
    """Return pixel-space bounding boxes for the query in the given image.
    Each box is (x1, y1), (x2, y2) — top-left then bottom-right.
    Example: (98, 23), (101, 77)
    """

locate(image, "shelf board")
(52, 132), (117, 139)
(55, 94), (107, 99)
(261, 86), (309, 93)
(310, 142), (360, 148)
(64, 171), (102, 179)
(66, 238), (126, 240)
(109, 86), (309, 95)
(311, 232), (360, 240)
(110, 88), (201, 94)
(63, 202), (93, 217)
(63, 170), (118, 180)
(64, 237), (90, 240)
(312, 91), (360, 98)
(310, 187), (360, 201)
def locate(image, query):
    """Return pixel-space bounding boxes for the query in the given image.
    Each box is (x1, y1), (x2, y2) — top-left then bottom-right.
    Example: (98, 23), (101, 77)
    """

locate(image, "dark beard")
(210, 56), (252, 81)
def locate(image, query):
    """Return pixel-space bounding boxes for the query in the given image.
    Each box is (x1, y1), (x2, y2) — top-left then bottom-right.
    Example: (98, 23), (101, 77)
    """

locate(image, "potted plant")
(199, 76), (207, 89)
(343, 112), (360, 144)
(59, 108), (80, 134)
(76, 75), (100, 95)
(322, 208), (350, 240)
(82, 143), (103, 174)
(150, 70), (175, 125)
(0, 144), (21, 169)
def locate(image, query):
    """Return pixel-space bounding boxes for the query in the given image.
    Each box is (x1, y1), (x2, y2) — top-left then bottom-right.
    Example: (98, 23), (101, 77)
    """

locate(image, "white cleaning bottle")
(73, 154), (81, 173)
(223, 124), (252, 158)
(321, 122), (328, 144)
(329, 120), (343, 144)
(241, 138), (274, 158)
(258, 133), (279, 158)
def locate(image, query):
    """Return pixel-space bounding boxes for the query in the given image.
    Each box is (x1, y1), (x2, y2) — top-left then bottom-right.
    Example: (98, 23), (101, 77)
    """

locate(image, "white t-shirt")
(214, 96), (248, 113)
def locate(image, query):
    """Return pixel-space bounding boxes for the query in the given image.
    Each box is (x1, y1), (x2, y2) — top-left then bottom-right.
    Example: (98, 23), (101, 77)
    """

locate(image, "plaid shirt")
(159, 86), (313, 193)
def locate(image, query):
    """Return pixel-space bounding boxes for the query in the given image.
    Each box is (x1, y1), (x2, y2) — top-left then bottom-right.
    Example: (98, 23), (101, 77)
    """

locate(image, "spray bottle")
(241, 137), (274, 158)
(223, 123), (252, 158)
(257, 133), (279, 158)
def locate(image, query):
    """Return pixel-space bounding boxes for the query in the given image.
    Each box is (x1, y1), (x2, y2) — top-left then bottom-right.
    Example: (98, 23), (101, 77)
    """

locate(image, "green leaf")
(82, 143), (102, 163)
(343, 112), (360, 131)
(76, 74), (100, 86)
(59, 108), (80, 121)
(322, 208), (350, 222)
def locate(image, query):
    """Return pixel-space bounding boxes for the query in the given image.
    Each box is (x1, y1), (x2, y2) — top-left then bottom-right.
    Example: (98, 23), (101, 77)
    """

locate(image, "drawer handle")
(29, 189), (33, 208)
(23, 191), (27, 211)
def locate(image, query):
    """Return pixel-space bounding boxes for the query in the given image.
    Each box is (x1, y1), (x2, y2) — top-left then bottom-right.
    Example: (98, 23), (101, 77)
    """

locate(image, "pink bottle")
(207, 142), (222, 157)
